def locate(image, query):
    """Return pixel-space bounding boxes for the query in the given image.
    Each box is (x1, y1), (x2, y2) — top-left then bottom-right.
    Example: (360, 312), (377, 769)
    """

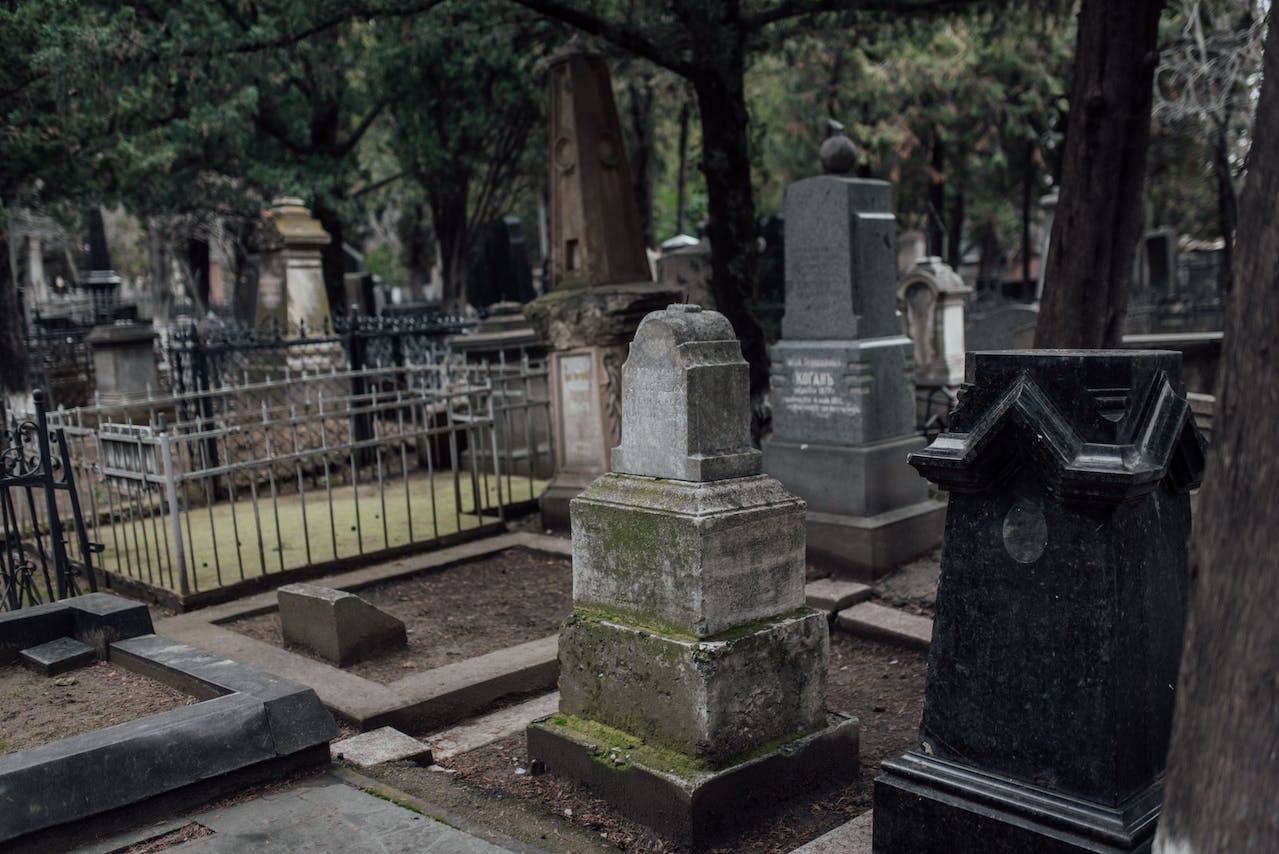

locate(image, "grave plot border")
(0, 593), (337, 851)
(154, 531), (569, 733)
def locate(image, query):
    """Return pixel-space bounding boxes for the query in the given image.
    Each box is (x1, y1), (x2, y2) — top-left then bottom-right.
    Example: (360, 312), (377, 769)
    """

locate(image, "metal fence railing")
(33, 357), (551, 608)
(2, 391), (100, 611)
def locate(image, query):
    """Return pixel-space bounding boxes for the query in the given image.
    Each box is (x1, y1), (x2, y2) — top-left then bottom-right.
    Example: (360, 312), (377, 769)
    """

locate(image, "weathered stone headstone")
(278, 583), (407, 667)
(87, 323), (158, 399)
(964, 301), (1039, 351)
(873, 350), (1206, 853)
(528, 305), (857, 842)
(524, 54), (678, 528)
(897, 256), (971, 388)
(762, 128), (945, 579)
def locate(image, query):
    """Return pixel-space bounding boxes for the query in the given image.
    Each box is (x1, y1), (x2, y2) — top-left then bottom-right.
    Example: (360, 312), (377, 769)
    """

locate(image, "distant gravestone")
(964, 302), (1039, 351)
(896, 256), (971, 387)
(529, 304), (857, 843)
(656, 236), (714, 310)
(278, 584), (406, 667)
(762, 126), (944, 579)
(873, 350), (1206, 853)
(466, 216), (536, 311)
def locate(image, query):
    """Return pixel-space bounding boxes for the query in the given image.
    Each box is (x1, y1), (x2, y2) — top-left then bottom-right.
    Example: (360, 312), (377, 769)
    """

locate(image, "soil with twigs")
(225, 547), (573, 683)
(0, 660), (197, 756)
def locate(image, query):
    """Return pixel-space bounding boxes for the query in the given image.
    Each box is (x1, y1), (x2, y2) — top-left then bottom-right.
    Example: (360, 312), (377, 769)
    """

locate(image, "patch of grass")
(362, 789), (455, 827)
(90, 470), (544, 592)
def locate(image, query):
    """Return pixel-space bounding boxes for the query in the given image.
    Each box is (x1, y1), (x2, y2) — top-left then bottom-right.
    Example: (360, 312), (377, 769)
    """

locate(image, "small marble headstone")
(610, 304), (760, 482)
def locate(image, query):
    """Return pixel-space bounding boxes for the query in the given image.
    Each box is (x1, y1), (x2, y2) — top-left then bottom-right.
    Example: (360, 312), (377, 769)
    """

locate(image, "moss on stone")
(547, 714), (712, 779)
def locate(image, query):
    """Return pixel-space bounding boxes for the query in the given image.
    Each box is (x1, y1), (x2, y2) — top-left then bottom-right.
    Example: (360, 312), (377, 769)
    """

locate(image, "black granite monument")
(873, 350), (1206, 854)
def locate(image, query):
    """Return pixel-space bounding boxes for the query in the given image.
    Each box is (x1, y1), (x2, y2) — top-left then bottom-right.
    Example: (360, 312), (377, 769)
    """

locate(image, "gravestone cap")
(611, 304), (761, 482)
(819, 119), (858, 175)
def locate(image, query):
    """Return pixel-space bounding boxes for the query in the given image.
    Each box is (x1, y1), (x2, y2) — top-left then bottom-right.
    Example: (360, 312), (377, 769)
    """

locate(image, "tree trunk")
(312, 201), (349, 319)
(675, 99), (691, 236)
(429, 185), (470, 311)
(1022, 139), (1034, 286)
(928, 130), (946, 257)
(0, 229), (27, 394)
(1035, 0), (1163, 348)
(946, 187), (964, 270)
(1212, 113), (1236, 295)
(690, 59), (769, 437)
(626, 76), (656, 248)
(1153, 17), (1279, 853)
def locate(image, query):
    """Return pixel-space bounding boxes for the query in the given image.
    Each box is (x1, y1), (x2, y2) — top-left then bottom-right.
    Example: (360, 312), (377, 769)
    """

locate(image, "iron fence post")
(157, 416), (189, 596)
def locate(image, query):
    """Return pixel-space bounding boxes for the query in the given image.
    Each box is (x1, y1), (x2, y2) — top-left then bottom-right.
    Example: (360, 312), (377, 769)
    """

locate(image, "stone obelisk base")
(874, 751), (1160, 854)
(528, 713), (859, 845)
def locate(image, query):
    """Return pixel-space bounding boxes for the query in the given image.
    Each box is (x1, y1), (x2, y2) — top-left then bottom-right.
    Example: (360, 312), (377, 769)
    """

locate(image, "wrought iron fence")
(45, 357), (551, 607)
(1, 391), (100, 610)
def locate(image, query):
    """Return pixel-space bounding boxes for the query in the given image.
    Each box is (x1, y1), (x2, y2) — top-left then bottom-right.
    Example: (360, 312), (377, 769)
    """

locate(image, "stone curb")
(155, 532), (567, 732)
(834, 602), (933, 649)
(789, 809), (873, 853)
(804, 578), (873, 615)
(0, 628), (335, 847)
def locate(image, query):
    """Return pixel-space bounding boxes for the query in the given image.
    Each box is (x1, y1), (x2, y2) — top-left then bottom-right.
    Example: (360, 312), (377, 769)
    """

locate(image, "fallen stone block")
(835, 602), (932, 649)
(332, 727), (432, 767)
(277, 584), (406, 667)
(805, 578), (873, 614)
(19, 637), (95, 676)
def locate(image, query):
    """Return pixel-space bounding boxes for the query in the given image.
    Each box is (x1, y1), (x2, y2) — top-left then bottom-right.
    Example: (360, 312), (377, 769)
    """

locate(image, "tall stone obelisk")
(525, 53), (679, 529)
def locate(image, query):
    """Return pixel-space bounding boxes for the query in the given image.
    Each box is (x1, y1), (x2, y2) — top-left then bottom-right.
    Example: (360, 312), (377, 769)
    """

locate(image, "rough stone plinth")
(873, 350), (1206, 853)
(278, 584), (406, 667)
(571, 473), (805, 638)
(557, 609), (828, 766)
(528, 712), (858, 845)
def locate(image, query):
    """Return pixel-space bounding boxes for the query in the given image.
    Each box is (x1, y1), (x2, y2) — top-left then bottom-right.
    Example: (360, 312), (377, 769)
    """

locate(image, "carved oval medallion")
(1002, 498), (1047, 564)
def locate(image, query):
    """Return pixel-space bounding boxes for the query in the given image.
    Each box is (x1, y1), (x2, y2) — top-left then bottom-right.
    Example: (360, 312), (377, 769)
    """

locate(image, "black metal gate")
(1, 390), (101, 610)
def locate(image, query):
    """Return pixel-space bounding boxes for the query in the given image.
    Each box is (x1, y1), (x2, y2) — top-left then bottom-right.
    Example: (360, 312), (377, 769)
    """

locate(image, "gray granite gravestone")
(762, 130), (945, 579)
(528, 304), (858, 843)
(872, 350), (1206, 853)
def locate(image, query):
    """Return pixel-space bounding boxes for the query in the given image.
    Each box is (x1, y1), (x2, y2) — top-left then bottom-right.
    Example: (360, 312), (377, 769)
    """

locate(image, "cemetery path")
(0, 661), (197, 755)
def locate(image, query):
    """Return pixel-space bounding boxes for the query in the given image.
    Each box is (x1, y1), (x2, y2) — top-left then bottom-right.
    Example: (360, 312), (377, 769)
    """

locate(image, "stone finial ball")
(820, 134), (857, 175)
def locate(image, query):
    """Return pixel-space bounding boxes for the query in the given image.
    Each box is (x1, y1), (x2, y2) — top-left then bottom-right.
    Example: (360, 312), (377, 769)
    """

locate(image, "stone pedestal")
(251, 198), (345, 378)
(873, 350), (1206, 854)
(762, 145), (944, 579)
(86, 323), (158, 399)
(529, 305), (857, 844)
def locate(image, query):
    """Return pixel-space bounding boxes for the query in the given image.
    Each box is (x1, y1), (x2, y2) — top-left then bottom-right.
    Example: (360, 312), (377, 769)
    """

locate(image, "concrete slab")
(804, 579), (872, 615)
(789, 809), (873, 853)
(73, 774), (516, 853)
(835, 602), (933, 649)
(19, 637), (96, 675)
(429, 692), (560, 761)
(155, 533), (566, 733)
(333, 727), (432, 768)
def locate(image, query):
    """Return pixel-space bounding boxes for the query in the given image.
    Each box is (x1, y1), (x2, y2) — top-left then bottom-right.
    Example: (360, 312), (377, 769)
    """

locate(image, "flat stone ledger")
(873, 350), (1207, 853)
(611, 305), (760, 482)
(557, 609), (828, 766)
(571, 473), (806, 638)
(278, 583), (407, 667)
(781, 176), (899, 342)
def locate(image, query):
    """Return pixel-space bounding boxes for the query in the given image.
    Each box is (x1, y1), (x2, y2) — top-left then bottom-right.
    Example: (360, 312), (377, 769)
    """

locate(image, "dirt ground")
(370, 632), (927, 854)
(224, 547), (573, 683)
(0, 660), (197, 756)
